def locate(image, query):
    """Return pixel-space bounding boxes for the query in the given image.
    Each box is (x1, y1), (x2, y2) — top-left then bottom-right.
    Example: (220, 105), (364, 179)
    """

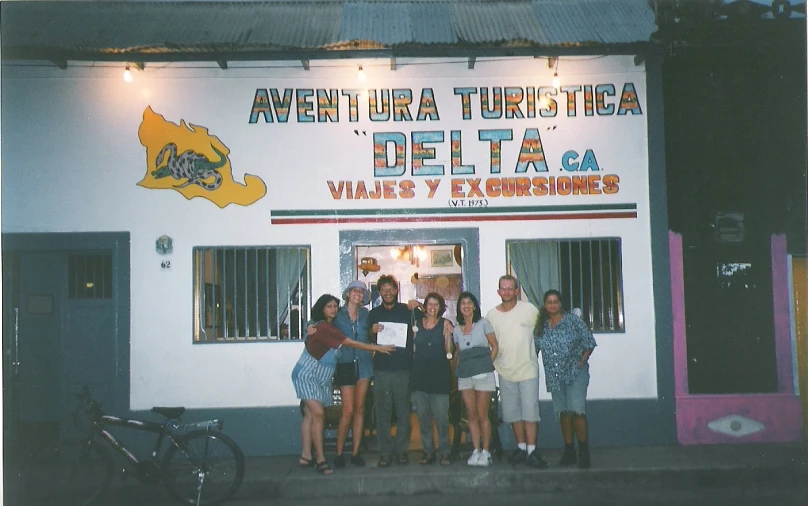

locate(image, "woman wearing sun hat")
(331, 279), (374, 468)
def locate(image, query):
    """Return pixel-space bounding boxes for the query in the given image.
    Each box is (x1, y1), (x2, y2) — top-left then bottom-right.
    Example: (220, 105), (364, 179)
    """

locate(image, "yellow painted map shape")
(137, 107), (266, 207)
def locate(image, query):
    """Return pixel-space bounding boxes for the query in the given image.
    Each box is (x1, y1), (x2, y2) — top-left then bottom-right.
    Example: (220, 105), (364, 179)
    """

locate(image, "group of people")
(290, 274), (597, 475)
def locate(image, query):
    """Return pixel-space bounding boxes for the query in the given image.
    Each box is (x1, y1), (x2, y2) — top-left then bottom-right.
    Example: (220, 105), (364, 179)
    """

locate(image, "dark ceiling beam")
(217, 60), (228, 69)
(390, 57), (396, 71)
(467, 56), (476, 69)
(301, 59), (309, 70)
(49, 59), (68, 69)
(2, 43), (660, 65)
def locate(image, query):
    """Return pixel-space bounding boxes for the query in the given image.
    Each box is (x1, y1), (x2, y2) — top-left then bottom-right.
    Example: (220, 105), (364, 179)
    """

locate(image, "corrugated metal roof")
(408, 2), (457, 45)
(452, 1), (549, 44)
(342, 1), (460, 45)
(3, 2), (345, 52)
(343, 2), (414, 45)
(1, 1), (657, 62)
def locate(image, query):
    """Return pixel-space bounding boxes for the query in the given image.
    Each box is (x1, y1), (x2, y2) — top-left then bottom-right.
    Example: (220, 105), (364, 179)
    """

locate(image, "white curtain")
(275, 248), (306, 334)
(508, 241), (561, 307)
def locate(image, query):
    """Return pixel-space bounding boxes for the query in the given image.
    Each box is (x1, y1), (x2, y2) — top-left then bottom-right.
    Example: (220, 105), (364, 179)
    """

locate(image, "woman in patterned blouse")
(534, 289), (597, 469)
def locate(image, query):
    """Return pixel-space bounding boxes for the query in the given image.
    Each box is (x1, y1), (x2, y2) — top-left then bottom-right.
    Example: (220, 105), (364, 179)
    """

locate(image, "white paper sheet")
(376, 321), (408, 348)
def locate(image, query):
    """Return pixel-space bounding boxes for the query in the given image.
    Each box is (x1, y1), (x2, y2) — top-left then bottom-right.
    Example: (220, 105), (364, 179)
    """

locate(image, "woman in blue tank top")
(411, 292), (454, 466)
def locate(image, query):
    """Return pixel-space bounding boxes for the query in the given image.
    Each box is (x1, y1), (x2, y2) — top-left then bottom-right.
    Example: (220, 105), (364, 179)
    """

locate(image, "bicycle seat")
(151, 407), (186, 419)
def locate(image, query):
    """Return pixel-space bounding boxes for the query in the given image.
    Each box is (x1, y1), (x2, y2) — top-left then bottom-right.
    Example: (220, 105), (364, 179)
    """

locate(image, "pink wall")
(670, 231), (803, 444)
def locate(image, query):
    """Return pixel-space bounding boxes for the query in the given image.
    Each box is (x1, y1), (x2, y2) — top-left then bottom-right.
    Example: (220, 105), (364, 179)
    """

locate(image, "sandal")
(378, 456), (391, 468)
(397, 454), (410, 465)
(419, 453), (436, 465)
(440, 454), (451, 466)
(315, 460), (333, 475)
(298, 456), (314, 468)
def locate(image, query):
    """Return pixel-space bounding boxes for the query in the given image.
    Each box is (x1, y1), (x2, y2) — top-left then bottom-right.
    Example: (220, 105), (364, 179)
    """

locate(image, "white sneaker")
(467, 449), (481, 466)
(478, 449), (492, 467)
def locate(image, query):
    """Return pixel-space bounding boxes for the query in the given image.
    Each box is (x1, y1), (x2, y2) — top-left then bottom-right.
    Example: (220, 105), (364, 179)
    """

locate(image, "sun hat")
(343, 280), (370, 305)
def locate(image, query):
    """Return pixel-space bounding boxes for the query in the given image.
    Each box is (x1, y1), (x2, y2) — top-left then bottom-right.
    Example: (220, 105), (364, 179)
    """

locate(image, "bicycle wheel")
(57, 440), (114, 506)
(162, 430), (245, 506)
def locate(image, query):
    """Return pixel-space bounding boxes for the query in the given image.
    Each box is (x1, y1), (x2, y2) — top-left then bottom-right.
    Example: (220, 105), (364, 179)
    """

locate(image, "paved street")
(7, 442), (807, 505)
(15, 484), (808, 506)
(4, 444), (808, 506)
(257, 488), (808, 506)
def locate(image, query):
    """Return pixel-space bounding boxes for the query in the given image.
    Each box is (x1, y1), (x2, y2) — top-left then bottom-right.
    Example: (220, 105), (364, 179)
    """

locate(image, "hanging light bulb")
(538, 94), (549, 109)
(552, 71), (560, 89)
(123, 64), (133, 83)
(358, 65), (367, 82)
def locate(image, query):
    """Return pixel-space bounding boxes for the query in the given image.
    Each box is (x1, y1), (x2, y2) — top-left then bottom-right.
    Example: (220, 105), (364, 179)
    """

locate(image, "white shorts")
(457, 371), (496, 392)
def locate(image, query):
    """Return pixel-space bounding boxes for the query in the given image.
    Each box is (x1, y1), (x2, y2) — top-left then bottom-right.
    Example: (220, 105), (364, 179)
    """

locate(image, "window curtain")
(275, 248), (307, 336)
(508, 241), (561, 308)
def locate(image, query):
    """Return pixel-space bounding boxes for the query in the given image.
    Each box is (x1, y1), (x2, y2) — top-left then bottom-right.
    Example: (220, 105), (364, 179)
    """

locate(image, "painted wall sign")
(240, 69), (646, 224)
(129, 59), (646, 221)
(138, 107), (267, 208)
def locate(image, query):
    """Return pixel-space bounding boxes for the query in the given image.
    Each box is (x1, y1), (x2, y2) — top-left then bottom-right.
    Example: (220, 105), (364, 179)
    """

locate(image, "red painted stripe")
(271, 211), (638, 225)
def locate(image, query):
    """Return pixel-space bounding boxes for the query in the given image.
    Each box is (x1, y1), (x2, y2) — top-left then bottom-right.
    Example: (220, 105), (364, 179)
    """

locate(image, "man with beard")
(368, 274), (421, 467)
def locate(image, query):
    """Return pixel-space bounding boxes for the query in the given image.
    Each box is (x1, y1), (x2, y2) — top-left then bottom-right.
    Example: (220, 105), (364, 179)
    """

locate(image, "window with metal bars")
(192, 246), (310, 343)
(507, 238), (624, 332)
(68, 253), (112, 299)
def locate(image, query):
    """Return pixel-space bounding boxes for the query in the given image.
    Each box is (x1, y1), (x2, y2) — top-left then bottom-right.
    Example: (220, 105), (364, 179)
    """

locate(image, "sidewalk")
(7, 442), (808, 503)
(239, 443), (808, 500)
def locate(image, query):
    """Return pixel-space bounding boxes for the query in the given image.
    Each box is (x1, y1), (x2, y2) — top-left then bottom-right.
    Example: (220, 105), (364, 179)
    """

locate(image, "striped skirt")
(291, 348), (336, 406)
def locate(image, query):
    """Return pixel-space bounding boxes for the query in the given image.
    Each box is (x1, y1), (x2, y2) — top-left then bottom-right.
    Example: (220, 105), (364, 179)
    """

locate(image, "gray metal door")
(4, 247), (120, 460)
(15, 253), (65, 422)
(5, 252), (66, 459)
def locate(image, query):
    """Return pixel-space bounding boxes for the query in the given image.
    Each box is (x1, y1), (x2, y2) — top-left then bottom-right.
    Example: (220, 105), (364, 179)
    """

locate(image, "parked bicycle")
(60, 386), (245, 506)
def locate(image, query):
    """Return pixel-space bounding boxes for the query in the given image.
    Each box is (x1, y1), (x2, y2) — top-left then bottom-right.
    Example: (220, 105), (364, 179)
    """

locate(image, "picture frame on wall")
(430, 249), (454, 268)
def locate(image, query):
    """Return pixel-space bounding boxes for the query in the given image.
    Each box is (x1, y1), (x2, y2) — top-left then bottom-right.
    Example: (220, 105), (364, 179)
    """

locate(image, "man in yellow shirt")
(486, 275), (547, 468)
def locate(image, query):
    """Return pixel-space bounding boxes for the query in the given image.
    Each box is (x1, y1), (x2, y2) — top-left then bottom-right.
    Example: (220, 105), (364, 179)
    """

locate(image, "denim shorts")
(357, 354), (373, 380)
(335, 354), (373, 386)
(551, 365), (590, 419)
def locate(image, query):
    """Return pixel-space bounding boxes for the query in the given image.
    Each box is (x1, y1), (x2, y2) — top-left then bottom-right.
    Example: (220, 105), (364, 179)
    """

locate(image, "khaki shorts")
(499, 376), (541, 423)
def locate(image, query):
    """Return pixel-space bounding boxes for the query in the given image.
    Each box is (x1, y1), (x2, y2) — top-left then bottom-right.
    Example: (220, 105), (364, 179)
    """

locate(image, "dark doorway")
(2, 233), (130, 467)
(682, 237), (777, 394)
